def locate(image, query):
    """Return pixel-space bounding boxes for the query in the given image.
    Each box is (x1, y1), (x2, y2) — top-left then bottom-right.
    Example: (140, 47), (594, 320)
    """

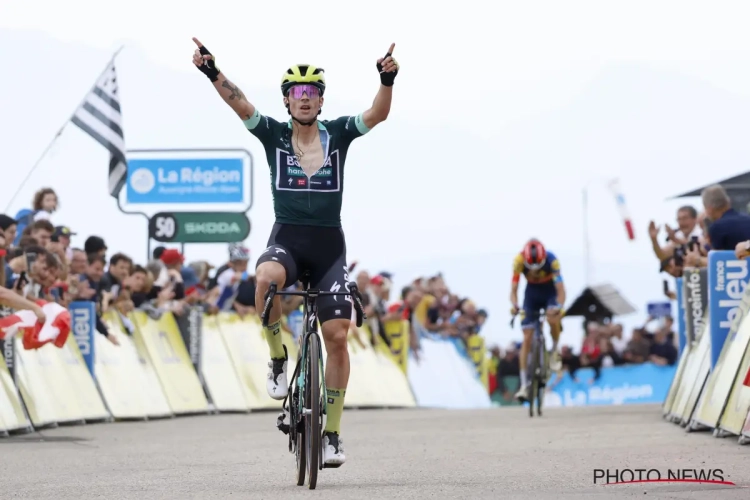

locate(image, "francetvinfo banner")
(683, 267), (708, 345)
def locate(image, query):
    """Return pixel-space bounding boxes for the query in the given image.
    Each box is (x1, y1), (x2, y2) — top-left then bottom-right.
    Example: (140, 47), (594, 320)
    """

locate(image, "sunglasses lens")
(290, 84), (319, 99)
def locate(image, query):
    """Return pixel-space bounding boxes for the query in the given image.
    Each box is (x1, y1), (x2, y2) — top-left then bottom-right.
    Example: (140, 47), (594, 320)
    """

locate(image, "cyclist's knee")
(321, 319), (350, 353)
(521, 328), (534, 341)
(256, 261), (286, 291)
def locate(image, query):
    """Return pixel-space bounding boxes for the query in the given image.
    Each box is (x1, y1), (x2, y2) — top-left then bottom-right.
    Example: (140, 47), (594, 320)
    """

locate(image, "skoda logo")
(130, 168), (156, 194)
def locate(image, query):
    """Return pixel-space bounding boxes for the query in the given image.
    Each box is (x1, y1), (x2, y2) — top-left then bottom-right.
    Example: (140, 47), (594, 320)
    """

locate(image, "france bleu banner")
(675, 276), (686, 355)
(69, 301), (96, 375)
(707, 251), (749, 370)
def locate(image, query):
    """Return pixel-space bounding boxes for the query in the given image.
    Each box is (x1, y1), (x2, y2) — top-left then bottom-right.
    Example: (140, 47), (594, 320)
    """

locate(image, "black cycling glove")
(376, 51), (399, 87)
(196, 45), (221, 82)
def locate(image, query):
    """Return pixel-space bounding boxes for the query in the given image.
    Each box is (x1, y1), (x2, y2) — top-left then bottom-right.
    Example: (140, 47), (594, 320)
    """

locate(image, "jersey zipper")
(307, 127), (330, 208)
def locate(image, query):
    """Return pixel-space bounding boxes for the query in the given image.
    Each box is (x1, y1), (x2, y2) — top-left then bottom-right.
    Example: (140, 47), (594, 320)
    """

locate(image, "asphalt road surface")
(1, 404), (748, 499)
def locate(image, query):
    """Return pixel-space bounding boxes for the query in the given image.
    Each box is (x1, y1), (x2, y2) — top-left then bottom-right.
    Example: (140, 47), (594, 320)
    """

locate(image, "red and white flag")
(0, 301), (72, 350)
(608, 178), (635, 241)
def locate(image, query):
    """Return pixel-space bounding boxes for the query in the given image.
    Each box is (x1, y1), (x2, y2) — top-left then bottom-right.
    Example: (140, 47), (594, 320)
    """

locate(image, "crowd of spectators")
(348, 267), (489, 360)
(649, 183), (750, 278)
(487, 313), (678, 403)
(0, 187), (490, 358)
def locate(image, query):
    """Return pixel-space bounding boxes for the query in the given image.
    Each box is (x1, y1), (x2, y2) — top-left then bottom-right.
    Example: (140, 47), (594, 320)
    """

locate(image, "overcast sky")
(2, 1), (750, 348)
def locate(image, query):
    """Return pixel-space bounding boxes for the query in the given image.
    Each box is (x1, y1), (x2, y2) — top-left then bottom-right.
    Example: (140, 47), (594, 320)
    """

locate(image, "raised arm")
(192, 37), (255, 120)
(362, 43), (399, 130)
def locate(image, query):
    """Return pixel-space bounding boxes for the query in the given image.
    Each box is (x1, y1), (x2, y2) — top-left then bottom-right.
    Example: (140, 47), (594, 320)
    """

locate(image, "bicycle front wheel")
(305, 333), (322, 490)
(528, 336), (539, 418)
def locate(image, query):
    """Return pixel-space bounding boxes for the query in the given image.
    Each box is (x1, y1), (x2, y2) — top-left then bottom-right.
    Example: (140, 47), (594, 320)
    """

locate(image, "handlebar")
(261, 282), (368, 328)
(510, 308), (556, 328)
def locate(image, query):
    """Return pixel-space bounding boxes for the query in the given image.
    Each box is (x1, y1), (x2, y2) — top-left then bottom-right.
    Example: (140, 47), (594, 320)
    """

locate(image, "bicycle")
(510, 308), (550, 418)
(262, 271), (366, 490)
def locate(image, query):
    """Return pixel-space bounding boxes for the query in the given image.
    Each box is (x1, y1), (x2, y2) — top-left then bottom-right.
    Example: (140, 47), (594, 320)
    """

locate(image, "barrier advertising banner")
(707, 252), (749, 369)
(546, 363), (677, 407)
(69, 301), (97, 375)
(693, 285), (750, 429)
(683, 267), (708, 346)
(675, 277), (686, 355)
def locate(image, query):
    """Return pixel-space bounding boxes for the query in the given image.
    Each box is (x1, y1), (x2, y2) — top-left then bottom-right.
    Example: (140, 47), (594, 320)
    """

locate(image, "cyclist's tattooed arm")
(213, 76), (256, 120)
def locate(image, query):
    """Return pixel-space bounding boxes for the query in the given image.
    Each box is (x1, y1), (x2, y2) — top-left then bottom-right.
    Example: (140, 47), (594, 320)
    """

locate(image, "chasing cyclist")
(192, 37), (399, 466)
(509, 238), (566, 402)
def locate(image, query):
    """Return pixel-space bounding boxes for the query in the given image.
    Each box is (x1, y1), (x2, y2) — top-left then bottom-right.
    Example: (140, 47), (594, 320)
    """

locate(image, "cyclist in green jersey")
(192, 37), (399, 466)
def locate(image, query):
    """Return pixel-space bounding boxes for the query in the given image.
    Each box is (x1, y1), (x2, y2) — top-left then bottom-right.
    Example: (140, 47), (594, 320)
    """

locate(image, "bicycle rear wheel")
(536, 332), (545, 417)
(305, 333), (321, 490)
(295, 383), (306, 486)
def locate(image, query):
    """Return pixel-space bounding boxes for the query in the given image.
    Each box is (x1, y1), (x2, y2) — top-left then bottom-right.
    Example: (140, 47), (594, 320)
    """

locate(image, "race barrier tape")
(663, 249), (750, 446)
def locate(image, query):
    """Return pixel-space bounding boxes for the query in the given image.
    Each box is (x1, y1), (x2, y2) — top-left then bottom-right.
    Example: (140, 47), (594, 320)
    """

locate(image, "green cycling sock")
(324, 388), (346, 434)
(264, 320), (286, 359)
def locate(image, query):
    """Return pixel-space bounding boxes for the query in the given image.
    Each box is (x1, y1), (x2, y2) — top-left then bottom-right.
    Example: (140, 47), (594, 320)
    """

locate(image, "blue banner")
(69, 301), (96, 375)
(126, 158), (244, 204)
(545, 363), (677, 406)
(647, 301), (672, 318)
(707, 251), (749, 369)
(675, 277), (686, 355)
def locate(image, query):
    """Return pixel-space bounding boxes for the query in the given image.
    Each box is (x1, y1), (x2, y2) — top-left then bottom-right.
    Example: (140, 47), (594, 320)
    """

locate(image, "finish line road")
(0, 405), (748, 499)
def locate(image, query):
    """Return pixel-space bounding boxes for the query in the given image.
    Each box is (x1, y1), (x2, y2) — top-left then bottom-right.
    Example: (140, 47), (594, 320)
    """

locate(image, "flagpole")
(583, 186), (591, 285)
(3, 45), (125, 213)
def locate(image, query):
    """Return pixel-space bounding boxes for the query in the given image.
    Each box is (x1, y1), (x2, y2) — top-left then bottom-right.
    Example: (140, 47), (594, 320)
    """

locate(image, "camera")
(673, 246), (685, 267)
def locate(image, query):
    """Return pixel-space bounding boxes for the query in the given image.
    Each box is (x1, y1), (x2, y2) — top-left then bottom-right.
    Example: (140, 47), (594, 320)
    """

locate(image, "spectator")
(101, 253), (133, 296)
(208, 244), (250, 313)
(52, 226), (75, 262)
(702, 184), (750, 251)
(28, 219), (54, 248)
(622, 328), (651, 364)
(30, 188), (59, 221)
(69, 248), (88, 275)
(476, 309), (488, 332)
(84, 235), (108, 259)
(599, 337), (623, 367)
(126, 265), (151, 308)
(495, 343), (521, 403)
(649, 329), (678, 366)
(0, 215), (18, 251)
(648, 205), (701, 260)
(579, 324), (602, 382)
(548, 345), (581, 389)
(79, 253), (106, 300)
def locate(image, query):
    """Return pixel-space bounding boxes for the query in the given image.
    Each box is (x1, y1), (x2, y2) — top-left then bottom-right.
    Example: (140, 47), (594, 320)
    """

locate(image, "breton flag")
(71, 61), (127, 198)
(608, 178), (635, 241)
(0, 301), (72, 350)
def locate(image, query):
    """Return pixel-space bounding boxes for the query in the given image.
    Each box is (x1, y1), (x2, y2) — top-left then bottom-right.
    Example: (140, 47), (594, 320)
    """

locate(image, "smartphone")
(663, 279), (670, 295)
(14, 271), (28, 291)
(25, 251), (38, 269)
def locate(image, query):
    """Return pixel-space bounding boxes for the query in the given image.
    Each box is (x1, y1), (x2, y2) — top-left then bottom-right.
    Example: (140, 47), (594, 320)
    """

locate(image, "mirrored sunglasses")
(288, 84), (320, 99)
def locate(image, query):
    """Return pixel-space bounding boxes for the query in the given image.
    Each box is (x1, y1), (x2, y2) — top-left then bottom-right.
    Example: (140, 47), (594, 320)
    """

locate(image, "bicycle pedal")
(276, 412), (290, 435)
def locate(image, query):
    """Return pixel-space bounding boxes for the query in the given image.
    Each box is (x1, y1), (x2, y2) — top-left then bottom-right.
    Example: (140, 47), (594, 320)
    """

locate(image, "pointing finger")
(386, 42), (395, 55)
(192, 37), (203, 47)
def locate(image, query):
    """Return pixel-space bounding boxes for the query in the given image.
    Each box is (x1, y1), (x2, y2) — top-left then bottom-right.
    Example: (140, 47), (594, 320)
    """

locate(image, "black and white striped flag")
(71, 62), (127, 198)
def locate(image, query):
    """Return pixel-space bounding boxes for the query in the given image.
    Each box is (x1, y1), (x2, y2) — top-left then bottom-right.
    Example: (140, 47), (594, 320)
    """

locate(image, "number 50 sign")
(148, 211), (251, 244)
